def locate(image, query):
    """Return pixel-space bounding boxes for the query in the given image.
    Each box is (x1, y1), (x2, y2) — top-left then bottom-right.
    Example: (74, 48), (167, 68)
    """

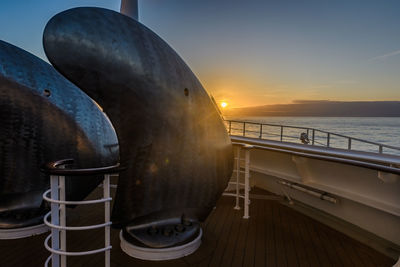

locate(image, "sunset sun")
(220, 102), (228, 108)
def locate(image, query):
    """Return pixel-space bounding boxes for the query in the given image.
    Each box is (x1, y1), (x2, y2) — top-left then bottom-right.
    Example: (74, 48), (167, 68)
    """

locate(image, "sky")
(0, 0), (399, 108)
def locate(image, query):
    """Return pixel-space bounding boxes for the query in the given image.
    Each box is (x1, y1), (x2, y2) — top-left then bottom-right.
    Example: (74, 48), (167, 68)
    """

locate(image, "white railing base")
(0, 223), (48, 239)
(119, 228), (202, 261)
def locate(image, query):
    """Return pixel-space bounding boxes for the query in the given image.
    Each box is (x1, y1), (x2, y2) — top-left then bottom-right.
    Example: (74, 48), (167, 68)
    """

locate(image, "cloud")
(292, 99), (331, 104)
(369, 49), (400, 61)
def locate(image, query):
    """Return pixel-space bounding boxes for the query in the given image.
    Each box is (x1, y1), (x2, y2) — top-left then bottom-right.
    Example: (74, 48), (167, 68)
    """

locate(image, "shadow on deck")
(0, 187), (395, 267)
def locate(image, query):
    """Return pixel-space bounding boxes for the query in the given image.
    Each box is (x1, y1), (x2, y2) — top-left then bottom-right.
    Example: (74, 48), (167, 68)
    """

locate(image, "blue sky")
(1, 0), (399, 107)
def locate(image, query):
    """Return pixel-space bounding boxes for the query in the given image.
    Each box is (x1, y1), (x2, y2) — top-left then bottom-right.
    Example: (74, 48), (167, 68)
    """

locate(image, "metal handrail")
(41, 158), (123, 175)
(42, 159), (121, 267)
(225, 119), (400, 154)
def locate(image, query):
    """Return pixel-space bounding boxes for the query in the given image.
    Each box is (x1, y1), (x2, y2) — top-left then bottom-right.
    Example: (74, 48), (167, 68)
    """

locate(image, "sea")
(223, 116), (400, 156)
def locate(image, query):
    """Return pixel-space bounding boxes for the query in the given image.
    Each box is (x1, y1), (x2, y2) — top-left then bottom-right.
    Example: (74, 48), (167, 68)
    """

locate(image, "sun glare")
(220, 102), (228, 108)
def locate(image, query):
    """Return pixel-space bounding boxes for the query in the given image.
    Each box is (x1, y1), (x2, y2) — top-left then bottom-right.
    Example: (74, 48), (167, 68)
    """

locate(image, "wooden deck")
(0, 187), (395, 267)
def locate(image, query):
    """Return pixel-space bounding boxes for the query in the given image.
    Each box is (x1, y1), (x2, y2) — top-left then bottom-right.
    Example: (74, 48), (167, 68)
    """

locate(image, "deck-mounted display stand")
(41, 159), (121, 267)
(119, 228), (203, 261)
(223, 143), (253, 219)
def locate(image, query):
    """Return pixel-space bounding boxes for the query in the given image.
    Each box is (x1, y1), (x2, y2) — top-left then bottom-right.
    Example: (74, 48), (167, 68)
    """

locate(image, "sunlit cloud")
(369, 49), (400, 61)
(292, 99), (331, 104)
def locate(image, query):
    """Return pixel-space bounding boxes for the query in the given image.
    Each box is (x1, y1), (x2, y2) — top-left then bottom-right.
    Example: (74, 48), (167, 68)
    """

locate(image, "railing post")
(280, 126), (283, 141)
(327, 133), (330, 147)
(229, 121), (231, 134)
(234, 147), (241, 210)
(379, 145), (383, 154)
(243, 122), (246, 137)
(59, 175), (66, 267)
(50, 175), (60, 267)
(312, 129), (315, 145)
(104, 174), (111, 267)
(348, 138), (352, 150)
(259, 124), (263, 139)
(243, 145), (252, 219)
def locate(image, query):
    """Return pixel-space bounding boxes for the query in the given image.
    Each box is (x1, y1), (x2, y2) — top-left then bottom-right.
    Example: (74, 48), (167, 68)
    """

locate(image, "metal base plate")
(120, 228), (202, 261)
(0, 223), (49, 239)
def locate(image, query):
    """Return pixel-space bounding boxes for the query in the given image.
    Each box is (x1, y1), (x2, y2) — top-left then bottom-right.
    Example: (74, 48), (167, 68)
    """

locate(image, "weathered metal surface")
(0, 40), (119, 229)
(43, 7), (233, 235)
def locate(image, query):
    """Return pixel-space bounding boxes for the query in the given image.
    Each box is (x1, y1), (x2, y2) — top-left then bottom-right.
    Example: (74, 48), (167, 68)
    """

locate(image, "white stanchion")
(223, 144), (252, 219)
(50, 174), (60, 267)
(242, 145), (253, 219)
(234, 146), (241, 210)
(43, 171), (112, 267)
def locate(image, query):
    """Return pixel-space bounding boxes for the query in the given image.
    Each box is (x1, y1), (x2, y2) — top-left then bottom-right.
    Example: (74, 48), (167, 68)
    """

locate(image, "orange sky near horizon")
(200, 70), (400, 108)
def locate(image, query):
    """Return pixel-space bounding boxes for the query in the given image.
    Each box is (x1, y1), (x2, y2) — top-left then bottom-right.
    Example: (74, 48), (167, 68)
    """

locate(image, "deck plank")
(254, 199), (266, 267)
(303, 214), (333, 266)
(319, 222), (356, 267)
(206, 197), (233, 267)
(219, 204), (243, 266)
(313, 218), (344, 266)
(242, 197), (258, 267)
(280, 204), (299, 267)
(0, 187), (395, 267)
(265, 199), (277, 267)
(230, 207), (249, 267)
(272, 201), (288, 267)
(355, 239), (395, 267)
(293, 209), (321, 267)
(208, 198), (236, 267)
(282, 204), (309, 267)
(316, 223), (345, 266)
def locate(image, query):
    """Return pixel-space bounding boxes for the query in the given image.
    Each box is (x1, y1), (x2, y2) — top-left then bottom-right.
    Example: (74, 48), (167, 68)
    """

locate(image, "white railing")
(223, 144), (253, 219)
(41, 159), (121, 267)
(225, 119), (400, 155)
